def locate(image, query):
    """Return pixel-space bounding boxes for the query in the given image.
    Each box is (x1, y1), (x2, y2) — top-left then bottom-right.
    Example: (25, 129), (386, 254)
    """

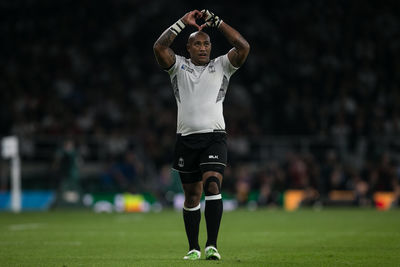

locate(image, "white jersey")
(166, 54), (239, 136)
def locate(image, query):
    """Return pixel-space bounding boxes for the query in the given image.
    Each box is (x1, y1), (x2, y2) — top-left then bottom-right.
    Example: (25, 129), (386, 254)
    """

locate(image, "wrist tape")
(202, 10), (223, 28)
(170, 19), (186, 35)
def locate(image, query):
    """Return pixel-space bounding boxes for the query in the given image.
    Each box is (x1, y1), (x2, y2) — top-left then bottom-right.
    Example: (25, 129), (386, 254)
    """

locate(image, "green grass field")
(0, 208), (399, 266)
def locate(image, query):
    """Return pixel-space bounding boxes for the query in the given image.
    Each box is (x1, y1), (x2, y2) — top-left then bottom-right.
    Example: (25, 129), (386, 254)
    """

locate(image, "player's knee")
(203, 176), (221, 196)
(207, 181), (219, 195)
(185, 194), (201, 208)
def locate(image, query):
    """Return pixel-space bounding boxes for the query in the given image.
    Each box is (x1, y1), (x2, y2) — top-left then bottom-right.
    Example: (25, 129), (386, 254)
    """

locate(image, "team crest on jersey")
(178, 157), (184, 168)
(208, 64), (215, 73)
(181, 64), (194, 73)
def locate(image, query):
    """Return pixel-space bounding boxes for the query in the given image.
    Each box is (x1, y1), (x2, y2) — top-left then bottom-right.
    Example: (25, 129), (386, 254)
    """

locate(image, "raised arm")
(153, 10), (203, 69)
(201, 10), (250, 68)
(219, 22), (250, 68)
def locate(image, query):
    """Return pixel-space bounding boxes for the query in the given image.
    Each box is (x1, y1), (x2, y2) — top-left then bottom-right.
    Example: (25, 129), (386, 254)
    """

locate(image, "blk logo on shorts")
(178, 157), (184, 167)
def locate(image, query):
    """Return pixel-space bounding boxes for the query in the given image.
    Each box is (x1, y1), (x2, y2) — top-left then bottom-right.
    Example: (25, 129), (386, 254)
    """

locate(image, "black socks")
(205, 197), (223, 248)
(183, 196), (223, 251)
(183, 205), (201, 251)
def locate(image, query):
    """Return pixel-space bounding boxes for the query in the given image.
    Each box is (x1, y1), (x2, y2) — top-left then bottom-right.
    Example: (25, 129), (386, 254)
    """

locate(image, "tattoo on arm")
(157, 29), (176, 47)
(219, 23), (250, 67)
(233, 35), (248, 50)
(167, 49), (175, 61)
(223, 28), (248, 52)
(154, 29), (177, 68)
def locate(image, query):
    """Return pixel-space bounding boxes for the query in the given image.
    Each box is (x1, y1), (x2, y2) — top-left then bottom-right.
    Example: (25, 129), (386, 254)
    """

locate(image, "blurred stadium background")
(1, 0), (400, 212)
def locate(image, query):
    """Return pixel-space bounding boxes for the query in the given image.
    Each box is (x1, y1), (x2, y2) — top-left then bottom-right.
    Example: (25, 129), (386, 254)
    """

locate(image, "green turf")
(0, 208), (399, 266)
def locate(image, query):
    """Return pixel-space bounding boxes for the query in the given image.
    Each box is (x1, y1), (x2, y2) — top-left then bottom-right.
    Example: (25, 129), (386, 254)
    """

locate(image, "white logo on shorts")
(208, 155), (219, 159)
(178, 157), (184, 168)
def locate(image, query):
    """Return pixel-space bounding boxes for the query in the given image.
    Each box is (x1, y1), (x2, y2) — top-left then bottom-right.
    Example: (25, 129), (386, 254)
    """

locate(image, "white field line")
(8, 223), (44, 231)
(113, 215), (144, 222)
(0, 241), (82, 246)
(247, 231), (400, 236)
(43, 241), (82, 246)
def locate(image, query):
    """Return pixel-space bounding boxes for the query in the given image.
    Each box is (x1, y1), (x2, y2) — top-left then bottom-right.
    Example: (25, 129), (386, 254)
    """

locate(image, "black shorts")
(172, 131), (227, 184)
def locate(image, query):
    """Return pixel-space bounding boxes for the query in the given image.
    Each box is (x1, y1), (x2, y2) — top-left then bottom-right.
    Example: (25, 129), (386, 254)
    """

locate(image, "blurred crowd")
(1, 0), (400, 207)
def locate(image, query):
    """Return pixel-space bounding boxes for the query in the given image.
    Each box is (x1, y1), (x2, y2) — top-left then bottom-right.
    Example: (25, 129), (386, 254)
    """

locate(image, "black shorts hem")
(199, 162), (227, 167)
(199, 163), (226, 176)
(171, 167), (199, 174)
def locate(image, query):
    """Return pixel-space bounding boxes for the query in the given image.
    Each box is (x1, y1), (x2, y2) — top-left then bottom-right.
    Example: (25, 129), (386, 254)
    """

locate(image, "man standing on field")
(153, 9), (250, 260)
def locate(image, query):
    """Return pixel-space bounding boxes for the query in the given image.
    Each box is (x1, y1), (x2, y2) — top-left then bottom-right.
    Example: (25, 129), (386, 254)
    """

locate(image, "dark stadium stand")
(1, 0), (399, 209)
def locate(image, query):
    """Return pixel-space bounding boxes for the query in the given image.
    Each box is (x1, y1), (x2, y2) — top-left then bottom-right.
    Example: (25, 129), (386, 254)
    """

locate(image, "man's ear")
(186, 43), (190, 53)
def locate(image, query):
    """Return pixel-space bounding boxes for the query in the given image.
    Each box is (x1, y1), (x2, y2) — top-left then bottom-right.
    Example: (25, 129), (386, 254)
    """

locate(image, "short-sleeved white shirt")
(166, 54), (238, 136)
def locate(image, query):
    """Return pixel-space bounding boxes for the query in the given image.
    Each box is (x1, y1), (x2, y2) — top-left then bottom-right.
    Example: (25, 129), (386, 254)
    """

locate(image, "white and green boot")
(183, 249), (201, 260)
(205, 246), (221, 260)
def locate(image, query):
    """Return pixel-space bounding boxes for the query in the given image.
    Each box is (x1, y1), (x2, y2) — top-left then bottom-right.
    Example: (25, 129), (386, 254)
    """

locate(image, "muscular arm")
(153, 10), (202, 69)
(153, 29), (177, 69)
(218, 22), (250, 68)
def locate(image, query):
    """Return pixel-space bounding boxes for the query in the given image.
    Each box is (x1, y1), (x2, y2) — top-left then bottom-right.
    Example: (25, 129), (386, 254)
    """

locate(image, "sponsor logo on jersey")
(181, 64), (194, 73)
